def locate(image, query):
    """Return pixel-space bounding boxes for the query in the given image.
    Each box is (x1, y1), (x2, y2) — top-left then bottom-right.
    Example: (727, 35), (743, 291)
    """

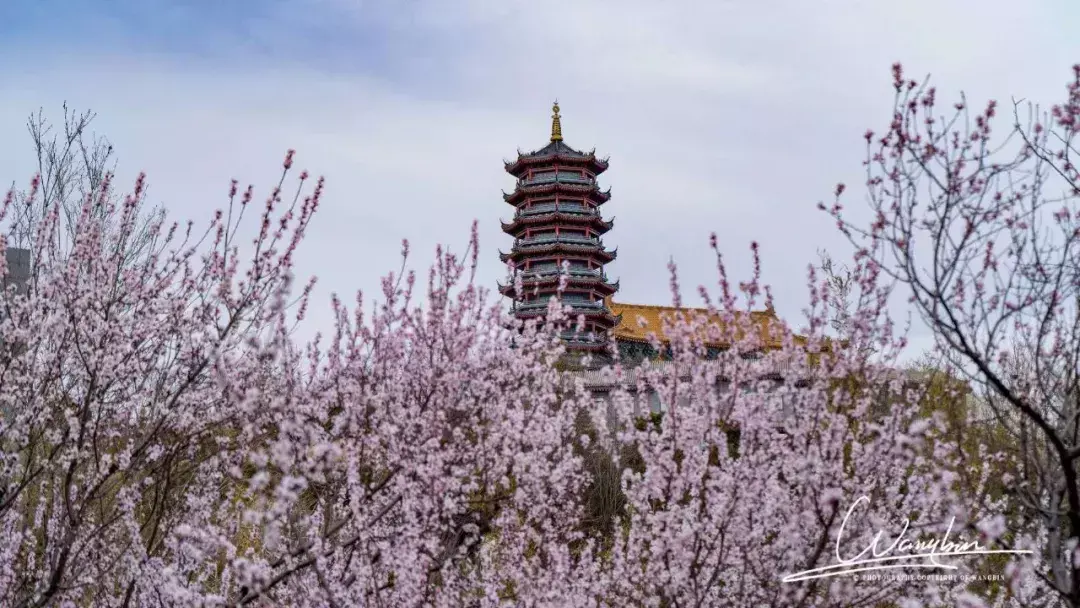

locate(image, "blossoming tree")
(0, 147), (1015, 606)
(569, 242), (1015, 607)
(828, 63), (1080, 607)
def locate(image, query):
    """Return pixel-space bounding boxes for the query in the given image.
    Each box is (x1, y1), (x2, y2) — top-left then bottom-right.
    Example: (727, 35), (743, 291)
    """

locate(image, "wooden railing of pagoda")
(518, 202), (592, 216)
(517, 173), (595, 187)
(515, 234), (600, 247)
(512, 298), (607, 312)
(520, 266), (604, 278)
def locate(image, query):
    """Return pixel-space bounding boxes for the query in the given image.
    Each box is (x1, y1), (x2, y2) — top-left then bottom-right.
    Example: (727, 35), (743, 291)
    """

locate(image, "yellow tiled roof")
(607, 299), (792, 349)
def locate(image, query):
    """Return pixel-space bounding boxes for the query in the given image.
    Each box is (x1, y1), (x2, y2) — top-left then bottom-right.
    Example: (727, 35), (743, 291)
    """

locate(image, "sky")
(0, 0), (1077, 352)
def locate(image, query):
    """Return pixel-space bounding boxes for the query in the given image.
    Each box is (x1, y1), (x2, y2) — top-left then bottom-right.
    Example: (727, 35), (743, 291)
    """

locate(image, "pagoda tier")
(503, 182), (612, 206)
(501, 211), (614, 235)
(497, 271), (620, 298)
(504, 140), (610, 176)
(499, 242), (617, 265)
(500, 102), (620, 356)
(510, 299), (621, 320)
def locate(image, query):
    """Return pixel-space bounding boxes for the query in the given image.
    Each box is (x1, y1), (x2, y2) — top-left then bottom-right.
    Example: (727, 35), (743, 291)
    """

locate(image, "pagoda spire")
(550, 101), (563, 142)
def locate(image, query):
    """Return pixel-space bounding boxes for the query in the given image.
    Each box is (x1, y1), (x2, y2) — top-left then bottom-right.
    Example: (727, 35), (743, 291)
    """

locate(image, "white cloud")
(1, 0), (1077, 353)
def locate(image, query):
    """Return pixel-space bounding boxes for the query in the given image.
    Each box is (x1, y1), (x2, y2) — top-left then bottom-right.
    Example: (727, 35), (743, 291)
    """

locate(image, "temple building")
(498, 102), (621, 356)
(499, 103), (784, 368)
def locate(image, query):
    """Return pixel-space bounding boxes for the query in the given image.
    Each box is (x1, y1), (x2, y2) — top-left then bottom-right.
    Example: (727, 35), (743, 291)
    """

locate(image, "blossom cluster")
(0, 140), (1033, 606)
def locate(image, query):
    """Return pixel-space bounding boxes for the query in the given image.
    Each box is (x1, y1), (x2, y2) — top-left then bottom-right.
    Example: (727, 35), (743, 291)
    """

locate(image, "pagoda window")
(527, 263), (558, 275)
(530, 293), (596, 306)
(561, 293), (594, 304)
(522, 200), (557, 216)
(527, 170), (557, 185)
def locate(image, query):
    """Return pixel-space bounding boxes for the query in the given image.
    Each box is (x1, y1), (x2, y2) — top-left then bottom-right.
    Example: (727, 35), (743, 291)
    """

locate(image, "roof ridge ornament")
(550, 100), (563, 142)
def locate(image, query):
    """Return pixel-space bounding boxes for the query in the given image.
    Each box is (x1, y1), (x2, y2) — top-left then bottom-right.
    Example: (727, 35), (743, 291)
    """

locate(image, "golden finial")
(550, 100), (563, 142)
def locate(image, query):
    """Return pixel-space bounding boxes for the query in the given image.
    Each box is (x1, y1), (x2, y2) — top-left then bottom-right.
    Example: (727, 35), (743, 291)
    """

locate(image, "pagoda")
(498, 102), (620, 356)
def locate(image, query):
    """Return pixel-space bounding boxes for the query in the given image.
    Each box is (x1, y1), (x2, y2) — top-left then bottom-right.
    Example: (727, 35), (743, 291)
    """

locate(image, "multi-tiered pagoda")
(499, 103), (620, 355)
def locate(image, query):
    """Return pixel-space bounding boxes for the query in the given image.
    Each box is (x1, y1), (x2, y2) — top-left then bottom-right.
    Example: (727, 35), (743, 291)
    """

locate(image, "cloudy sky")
(0, 0), (1077, 350)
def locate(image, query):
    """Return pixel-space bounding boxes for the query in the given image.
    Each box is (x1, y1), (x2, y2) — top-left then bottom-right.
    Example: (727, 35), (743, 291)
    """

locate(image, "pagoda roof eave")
(499, 276), (619, 296)
(500, 244), (616, 264)
(514, 308), (620, 325)
(505, 156), (610, 176)
(501, 213), (614, 234)
(504, 143), (610, 176)
(503, 184), (612, 205)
